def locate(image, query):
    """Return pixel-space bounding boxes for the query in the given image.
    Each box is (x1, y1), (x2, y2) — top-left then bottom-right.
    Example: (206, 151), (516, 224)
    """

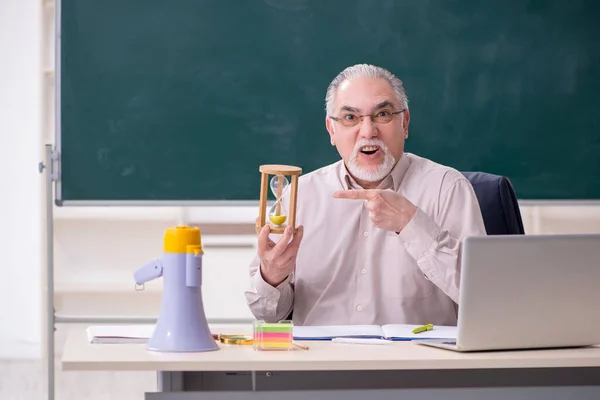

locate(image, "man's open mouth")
(360, 145), (380, 155)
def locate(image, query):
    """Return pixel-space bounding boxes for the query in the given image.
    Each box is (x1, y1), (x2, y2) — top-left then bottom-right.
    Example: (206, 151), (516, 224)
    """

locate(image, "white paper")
(332, 338), (393, 345)
(381, 324), (457, 340)
(293, 324), (384, 339)
(86, 325), (155, 344)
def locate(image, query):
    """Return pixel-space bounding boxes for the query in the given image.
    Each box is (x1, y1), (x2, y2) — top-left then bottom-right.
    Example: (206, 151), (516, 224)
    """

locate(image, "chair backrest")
(461, 172), (525, 235)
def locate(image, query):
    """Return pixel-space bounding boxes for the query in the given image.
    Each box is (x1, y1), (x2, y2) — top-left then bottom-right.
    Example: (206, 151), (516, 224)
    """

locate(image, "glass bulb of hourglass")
(268, 201), (287, 226)
(268, 174), (289, 226)
(269, 174), (289, 198)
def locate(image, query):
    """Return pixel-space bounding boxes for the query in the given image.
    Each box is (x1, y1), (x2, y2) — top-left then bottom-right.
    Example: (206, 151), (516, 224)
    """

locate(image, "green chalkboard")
(59, 0), (600, 203)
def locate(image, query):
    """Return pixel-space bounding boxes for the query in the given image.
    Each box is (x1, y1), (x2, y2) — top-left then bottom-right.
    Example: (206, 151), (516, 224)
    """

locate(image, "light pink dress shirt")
(245, 153), (487, 326)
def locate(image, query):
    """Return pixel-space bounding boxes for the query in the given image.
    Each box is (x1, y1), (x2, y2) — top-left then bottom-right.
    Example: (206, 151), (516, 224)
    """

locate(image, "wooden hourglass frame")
(256, 164), (302, 234)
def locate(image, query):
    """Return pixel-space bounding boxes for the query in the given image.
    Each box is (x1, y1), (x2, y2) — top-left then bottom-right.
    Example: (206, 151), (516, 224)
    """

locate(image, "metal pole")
(40, 144), (55, 400)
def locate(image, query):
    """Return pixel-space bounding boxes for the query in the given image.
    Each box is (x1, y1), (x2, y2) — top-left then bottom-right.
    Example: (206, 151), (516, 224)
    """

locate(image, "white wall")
(0, 0), (44, 359)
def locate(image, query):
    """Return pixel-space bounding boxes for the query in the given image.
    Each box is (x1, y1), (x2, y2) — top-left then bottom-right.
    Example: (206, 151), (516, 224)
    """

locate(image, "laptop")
(416, 234), (600, 352)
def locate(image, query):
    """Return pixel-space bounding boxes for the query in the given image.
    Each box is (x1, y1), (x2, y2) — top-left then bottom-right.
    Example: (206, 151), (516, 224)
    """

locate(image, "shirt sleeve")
(398, 178), (487, 303)
(244, 254), (295, 322)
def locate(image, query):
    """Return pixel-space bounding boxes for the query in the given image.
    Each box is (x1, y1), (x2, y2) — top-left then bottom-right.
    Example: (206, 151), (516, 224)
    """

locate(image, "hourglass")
(257, 164), (302, 234)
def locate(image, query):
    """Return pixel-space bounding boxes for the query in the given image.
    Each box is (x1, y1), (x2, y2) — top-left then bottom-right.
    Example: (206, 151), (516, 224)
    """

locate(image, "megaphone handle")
(134, 258), (164, 285)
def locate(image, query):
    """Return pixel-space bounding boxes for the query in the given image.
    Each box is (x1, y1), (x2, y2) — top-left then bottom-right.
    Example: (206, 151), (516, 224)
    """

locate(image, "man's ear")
(403, 110), (410, 139)
(326, 117), (336, 145)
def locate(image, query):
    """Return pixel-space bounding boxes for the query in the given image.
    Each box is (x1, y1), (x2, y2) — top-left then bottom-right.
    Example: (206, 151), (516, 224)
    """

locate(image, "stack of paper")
(86, 325), (155, 344)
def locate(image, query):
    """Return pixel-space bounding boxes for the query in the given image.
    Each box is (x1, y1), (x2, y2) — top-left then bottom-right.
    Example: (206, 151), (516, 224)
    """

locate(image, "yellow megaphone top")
(164, 225), (203, 254)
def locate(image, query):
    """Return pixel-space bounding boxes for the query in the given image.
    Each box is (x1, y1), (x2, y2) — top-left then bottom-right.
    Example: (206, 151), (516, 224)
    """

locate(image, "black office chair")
(461, 172), (525, 235)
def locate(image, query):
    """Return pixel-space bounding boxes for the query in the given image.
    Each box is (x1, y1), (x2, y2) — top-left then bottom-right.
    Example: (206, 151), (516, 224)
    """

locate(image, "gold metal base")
(218, 334), (253, 345)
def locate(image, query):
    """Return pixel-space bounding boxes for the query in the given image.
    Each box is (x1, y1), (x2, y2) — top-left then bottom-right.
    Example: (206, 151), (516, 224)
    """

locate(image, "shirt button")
(404, 242), (411, 249)
(361, 269), (367, 274)
(363, 231), (369, 238)
(356, 305), (363, 311)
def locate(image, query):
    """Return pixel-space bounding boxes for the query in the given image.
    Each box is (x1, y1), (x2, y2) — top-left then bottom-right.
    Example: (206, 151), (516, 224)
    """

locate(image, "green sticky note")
(260, 323), (292, 333)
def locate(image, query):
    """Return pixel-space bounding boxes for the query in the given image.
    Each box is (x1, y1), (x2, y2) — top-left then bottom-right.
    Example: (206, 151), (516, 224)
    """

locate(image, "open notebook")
(293, 324), (457, 341)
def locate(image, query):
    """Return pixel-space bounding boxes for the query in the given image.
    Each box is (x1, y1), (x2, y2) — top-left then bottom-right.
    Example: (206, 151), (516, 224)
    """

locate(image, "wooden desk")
(62, 326), (600, 400)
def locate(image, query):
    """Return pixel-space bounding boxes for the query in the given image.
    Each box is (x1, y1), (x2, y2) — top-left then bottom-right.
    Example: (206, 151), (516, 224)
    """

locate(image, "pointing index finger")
(333, 189), (376, 200)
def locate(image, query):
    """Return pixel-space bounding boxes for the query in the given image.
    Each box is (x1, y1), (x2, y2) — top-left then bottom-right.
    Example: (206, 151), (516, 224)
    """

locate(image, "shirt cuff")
(398, 208), (442, 260)
(253, 267), (290, 301)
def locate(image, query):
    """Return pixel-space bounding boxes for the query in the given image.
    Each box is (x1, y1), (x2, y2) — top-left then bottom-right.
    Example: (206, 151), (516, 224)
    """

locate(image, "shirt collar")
(340, 153), (411, 191)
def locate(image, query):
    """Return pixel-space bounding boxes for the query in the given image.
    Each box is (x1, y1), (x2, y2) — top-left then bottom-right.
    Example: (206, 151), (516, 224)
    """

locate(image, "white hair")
(325, 64), (409, 116)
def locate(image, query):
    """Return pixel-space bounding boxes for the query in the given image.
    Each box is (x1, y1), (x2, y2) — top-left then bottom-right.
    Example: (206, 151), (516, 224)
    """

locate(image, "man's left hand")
(333, 189), (417, 232)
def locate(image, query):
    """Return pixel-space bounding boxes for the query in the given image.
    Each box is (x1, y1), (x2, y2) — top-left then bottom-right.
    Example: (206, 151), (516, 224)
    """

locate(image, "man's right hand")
(257, 224), (304, 287)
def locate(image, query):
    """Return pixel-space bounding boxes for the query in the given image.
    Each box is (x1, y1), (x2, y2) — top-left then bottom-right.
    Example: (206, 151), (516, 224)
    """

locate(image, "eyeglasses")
(329, 109), (405, 127)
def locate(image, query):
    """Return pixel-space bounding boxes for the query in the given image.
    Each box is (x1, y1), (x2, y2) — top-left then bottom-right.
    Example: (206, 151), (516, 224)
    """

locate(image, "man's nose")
(358, 116), (378, 138)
